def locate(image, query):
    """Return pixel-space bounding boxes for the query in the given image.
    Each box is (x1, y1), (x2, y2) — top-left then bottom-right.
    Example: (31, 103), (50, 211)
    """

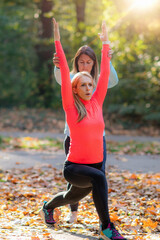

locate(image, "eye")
(89, 83), (93, 87)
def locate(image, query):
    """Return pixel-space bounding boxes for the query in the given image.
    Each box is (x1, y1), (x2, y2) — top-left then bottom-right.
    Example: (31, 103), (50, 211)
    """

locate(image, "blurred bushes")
(0, 0), (160, 127)
(0, 2), (38, 107)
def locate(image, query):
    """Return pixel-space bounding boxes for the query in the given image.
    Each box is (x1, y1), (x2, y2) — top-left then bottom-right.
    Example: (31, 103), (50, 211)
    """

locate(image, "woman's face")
(73, 76), (94, 101)
(77, 54), (94, 74)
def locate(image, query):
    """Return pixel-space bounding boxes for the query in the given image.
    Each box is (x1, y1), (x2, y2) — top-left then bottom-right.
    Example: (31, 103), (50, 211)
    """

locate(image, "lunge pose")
(40, 18), (127, 240)
(53, 26), (119, 224)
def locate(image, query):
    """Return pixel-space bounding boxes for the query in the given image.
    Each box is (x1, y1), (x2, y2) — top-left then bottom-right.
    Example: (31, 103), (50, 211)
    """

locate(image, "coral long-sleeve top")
(55, 41), (110, 164)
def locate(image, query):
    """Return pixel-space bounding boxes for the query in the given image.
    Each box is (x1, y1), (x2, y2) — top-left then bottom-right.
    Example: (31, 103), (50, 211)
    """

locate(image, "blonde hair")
(71, 71), (95, 122)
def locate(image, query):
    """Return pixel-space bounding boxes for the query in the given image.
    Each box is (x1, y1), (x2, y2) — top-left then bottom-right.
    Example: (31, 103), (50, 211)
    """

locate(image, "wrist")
(102, 40), (110, 45)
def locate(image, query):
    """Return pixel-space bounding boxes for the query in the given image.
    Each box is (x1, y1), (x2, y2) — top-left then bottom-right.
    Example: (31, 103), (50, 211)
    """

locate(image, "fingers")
(52, 18), (58, 31)
(53, 53), (60, 67)
(52, 18), (55, 24)
(53, 56), (59, 63)
(52, 18), (57, 30)
(52, 18), (57, 26)
(102, 21), (108, 38)
(53, 60), (60, 68)
(102, 21), (107, 33)
(102, 21), (107, 31)
(98, 20), (109, 42)
(52, 18), (60, 41)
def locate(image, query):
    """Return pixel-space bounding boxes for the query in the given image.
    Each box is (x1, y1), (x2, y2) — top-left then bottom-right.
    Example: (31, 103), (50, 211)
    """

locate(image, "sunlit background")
(0, 2), (160, 240)
(0, 0), (160, 129)
(130, 0), (158, 10)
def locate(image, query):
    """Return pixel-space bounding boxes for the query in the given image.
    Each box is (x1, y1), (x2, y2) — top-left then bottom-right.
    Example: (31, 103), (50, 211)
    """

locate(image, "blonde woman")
(40, 18), (127, 240)
(53, 27), (119, 225)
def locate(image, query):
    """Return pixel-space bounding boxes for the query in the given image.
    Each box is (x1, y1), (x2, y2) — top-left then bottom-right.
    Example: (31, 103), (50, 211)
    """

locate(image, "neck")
(79, 97), (90, 105)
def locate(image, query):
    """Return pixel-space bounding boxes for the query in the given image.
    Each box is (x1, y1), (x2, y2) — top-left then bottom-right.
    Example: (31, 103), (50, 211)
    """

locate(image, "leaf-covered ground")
(0, 165), (159, 240)
(0, 109), (159, 239)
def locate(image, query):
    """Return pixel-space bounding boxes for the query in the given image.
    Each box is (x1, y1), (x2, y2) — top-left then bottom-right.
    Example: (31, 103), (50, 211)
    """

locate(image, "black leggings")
(46, 161), (110, 229)
(64, 135), (79, 211)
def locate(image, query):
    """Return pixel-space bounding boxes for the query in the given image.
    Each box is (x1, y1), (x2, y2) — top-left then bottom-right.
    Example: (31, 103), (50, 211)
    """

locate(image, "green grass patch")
(0, 136), (12, 149)
(0, 136), (63, 150)
(107, 140), (160, 155)
(0, 135), (160, 155)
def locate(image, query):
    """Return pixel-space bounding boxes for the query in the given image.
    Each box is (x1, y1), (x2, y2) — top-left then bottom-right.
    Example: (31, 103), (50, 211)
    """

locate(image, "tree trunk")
(36, 0), (54, 107)
(73, 0), (86, 49)
(74, 0), (86, 27)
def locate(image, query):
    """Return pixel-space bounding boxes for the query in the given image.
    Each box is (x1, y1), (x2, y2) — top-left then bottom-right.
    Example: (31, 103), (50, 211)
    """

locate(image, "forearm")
(99, 44), (110, 90)
(94, 44), (110, 103)
(108, 62), (119, 88)
(54, 66), (61, 85)
(55, 41), (73, 109)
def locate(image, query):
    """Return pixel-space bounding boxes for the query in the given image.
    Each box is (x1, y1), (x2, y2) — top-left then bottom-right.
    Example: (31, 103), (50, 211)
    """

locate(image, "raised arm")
(53, 18), (74, 110)
(93, 21), (110, 105)
(53, 21), (118, 88)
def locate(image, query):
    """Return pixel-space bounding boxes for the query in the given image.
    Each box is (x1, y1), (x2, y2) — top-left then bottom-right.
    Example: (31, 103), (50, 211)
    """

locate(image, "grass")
(0, 136), (63, 151)
(107, 140), (160, 155)
(0, 135), (160, 155)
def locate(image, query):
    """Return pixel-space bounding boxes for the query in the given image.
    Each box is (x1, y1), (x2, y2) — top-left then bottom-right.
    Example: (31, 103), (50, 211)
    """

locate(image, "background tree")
(0, 0), (38, 107)
(105, 0), (160, 127)
(35, 0), (54, 107)
(73, 0), (86, 49)
(0, 0), (160, 127)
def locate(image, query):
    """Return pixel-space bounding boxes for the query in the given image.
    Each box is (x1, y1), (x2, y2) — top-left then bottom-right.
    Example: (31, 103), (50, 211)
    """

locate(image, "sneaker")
(39, 201), (56, 227)
(99, 222), (127, 240)
(66, 211), (78, 223)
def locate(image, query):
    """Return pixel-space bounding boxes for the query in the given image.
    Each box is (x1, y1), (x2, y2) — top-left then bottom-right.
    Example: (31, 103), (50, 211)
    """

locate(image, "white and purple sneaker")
(66, 211), (78, 223)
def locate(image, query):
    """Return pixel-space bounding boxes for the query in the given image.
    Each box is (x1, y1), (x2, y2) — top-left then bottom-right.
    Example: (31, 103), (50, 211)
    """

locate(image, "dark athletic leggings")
(46, 160), (110, 229)
(64, 135), (107, 212)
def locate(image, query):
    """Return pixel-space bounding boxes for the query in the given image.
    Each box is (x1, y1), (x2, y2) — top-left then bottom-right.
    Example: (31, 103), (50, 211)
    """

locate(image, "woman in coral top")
(40, 18), (127, 240)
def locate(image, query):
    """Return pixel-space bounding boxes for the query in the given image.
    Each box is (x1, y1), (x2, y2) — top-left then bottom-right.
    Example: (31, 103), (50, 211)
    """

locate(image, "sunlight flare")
(131, 0), (158, 10)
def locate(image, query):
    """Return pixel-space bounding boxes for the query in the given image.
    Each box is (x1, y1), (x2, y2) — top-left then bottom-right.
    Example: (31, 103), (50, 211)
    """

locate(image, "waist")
(67, 146), (103, 164)
(64, 160), (103, 170)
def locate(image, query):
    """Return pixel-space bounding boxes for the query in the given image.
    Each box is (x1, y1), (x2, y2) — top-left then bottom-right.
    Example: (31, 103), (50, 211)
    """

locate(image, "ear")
(73, 87), (78, 94)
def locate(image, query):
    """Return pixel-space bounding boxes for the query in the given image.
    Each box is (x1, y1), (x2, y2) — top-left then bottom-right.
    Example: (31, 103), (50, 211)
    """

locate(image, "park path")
(0, 131), (160, 173)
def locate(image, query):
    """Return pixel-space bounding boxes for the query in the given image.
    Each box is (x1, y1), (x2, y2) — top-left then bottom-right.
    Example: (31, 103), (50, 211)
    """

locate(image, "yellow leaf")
(110, 213), (120, 221)
(142, 218), (158, 230)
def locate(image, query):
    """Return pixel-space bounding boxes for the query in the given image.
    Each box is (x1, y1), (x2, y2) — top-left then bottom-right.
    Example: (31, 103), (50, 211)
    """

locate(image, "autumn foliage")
(0, 165), (159, 239)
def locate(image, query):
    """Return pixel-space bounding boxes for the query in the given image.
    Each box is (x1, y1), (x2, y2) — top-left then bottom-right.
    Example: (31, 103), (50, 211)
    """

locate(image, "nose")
(83, 63), (88, 69)
(86, 85), (90, 91)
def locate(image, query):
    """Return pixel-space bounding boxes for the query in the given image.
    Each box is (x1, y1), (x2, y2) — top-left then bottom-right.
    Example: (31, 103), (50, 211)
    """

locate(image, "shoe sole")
(39, 208), (55, 228)
(99, 234), (127, 240)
